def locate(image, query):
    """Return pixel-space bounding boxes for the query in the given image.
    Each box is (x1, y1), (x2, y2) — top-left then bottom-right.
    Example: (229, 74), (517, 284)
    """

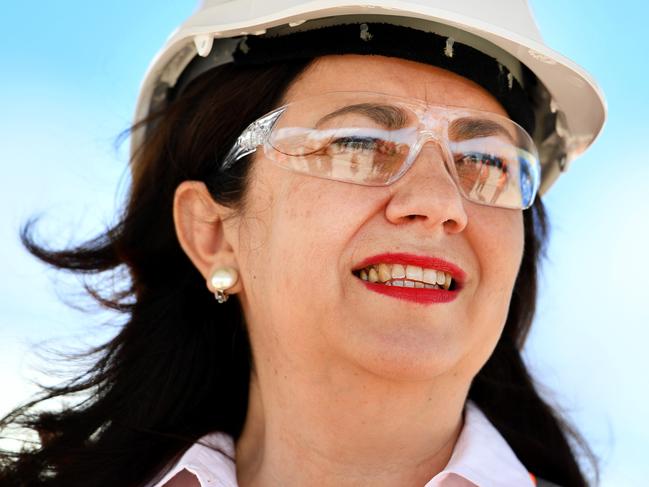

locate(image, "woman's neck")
(235, 361), (470, 487)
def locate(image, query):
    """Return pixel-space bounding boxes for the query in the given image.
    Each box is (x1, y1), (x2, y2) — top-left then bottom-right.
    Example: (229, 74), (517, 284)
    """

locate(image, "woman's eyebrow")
(449, 118), (516, 143)
(315, 103), (409, 129)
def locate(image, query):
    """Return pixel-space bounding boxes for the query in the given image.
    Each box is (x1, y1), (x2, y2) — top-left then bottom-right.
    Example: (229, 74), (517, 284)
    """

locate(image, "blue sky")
(1, 1), (647, 485)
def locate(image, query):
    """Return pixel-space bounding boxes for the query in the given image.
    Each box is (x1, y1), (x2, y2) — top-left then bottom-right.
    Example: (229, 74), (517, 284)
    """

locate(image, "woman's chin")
(341, 330), (465, 382)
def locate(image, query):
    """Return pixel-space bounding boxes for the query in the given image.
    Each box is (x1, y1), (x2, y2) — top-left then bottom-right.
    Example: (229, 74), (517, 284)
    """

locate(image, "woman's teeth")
(356, 263), (453, 290)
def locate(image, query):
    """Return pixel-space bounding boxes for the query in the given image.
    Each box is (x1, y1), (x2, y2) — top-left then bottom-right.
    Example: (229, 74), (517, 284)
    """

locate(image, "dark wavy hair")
(0, 59), (598, 486)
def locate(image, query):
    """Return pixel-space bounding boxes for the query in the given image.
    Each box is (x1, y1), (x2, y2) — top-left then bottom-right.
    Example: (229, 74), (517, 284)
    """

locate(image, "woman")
(0, 1), (606, 486)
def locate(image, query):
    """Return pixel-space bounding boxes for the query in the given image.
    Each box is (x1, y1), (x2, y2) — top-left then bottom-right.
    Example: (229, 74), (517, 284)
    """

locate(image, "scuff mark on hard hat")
(444, 37), (455, 58)
(507, 72), (514, 90)
(360, 23), (373, 42)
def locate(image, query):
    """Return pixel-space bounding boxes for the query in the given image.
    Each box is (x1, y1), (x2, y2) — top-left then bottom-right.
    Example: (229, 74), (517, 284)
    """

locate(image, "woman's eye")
(457, 153), (508, 173)
(329, 136), (380, 152)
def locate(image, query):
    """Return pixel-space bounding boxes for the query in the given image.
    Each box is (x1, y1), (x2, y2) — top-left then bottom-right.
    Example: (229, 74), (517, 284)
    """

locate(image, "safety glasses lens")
(269, 126), (414, 185)
(263, 94), (539, 209)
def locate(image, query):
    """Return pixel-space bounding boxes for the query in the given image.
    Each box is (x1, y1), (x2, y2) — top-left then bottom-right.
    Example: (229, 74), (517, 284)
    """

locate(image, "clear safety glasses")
(221, 91), (541, 210)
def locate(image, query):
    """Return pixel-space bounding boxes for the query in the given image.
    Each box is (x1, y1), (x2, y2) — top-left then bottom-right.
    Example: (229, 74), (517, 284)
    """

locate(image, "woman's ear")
(173, 181), (243, 295)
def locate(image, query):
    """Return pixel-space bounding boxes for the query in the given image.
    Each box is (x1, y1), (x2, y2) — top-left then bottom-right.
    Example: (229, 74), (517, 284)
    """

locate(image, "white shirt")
(149, 400), (536, 487)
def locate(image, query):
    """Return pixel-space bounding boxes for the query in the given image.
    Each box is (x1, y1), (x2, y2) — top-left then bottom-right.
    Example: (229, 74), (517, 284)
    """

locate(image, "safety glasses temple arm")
(219, 108), (285, 171)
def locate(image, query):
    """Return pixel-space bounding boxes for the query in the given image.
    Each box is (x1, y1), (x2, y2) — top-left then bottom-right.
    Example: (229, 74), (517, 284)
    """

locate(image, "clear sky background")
(1, 1), (647, 485)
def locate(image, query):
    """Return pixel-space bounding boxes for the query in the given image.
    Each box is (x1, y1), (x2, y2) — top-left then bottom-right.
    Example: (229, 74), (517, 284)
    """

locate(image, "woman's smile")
(351, 251), (466, 304)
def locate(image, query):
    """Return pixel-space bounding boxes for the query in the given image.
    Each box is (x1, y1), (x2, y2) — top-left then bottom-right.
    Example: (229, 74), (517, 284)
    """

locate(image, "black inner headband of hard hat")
(172, 22), (537, 135)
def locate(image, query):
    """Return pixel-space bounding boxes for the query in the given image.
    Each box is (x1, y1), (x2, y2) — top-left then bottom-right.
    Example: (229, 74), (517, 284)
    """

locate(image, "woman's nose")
(384, 142), (469, 234)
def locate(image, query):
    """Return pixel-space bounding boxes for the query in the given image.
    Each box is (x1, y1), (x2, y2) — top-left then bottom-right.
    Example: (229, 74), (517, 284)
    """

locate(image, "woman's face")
(223, 54), (524, 382)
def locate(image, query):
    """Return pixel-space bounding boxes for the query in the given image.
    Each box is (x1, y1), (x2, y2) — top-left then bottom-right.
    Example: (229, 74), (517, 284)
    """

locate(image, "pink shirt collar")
(149, 400), (535, 487)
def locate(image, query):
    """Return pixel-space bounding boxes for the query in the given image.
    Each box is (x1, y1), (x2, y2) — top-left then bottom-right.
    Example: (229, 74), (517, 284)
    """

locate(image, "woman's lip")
(351, 252), (467, 285)
(354, 278), (460, 304)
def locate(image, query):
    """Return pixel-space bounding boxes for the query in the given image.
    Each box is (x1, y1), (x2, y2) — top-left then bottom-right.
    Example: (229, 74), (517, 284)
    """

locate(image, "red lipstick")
(352, 252), (466, 305)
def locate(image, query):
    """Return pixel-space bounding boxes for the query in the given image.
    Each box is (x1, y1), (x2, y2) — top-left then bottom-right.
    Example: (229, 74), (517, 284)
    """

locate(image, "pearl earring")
(209, 267), (239, 303)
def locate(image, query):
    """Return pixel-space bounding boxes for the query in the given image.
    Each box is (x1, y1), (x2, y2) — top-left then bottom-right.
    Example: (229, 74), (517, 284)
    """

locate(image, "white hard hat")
(132, 0), (606, 195)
